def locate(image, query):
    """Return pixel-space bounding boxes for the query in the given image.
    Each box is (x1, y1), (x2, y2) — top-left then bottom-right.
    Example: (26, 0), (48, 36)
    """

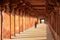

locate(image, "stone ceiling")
(0, 0), (59, 17)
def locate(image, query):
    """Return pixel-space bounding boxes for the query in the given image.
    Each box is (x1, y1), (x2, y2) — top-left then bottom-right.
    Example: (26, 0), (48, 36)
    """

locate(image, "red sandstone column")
(27, 14), (30, 29)
(38, 18), (40, 24)
(24, 13), (26, 30)
(22, 10), (26, 31)
(25, 15), (28, 30)
(11, 9), (15, 37)
(33, 18), (35, 25)
(31, 17), (34, 26)
(25, 16), (27, 30)
(29, 16), (31, 27)
(19, 10), (23, 32)
(0, 7), (2, 40)
(24, 13), (29, 29)
(29, 16), (34, 28)
(3, 5), (11, 38)
(31, 17), (33, 26)
(15, 9), (20, 34)
(31, 17), (34, 27)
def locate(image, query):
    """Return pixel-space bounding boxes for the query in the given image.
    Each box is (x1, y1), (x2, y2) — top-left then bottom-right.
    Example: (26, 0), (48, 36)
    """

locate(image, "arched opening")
(40, 18), (45, 23)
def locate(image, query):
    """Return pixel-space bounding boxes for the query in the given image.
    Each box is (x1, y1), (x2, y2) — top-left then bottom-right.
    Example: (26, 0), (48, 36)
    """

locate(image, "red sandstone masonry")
(0, 11), (1, 40)
(3, 12), (10, 38)
(11, 13), (15, 36)
(22, 10), (25, 31)
(19, 10), (23, 32)
(15, 10), (20, 34)
(20, 16), (23, 32)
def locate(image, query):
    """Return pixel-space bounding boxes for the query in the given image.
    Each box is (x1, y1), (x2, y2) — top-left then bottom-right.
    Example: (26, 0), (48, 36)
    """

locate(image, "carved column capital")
(4, 4), (10, 13)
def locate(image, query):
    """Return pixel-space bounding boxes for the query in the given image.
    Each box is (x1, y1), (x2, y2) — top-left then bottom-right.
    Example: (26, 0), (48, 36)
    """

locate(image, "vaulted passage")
(0, 0), (60, 40)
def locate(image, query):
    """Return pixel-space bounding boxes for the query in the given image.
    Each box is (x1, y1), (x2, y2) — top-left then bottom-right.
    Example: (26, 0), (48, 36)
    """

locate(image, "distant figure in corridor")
(35, 21), (37, 28)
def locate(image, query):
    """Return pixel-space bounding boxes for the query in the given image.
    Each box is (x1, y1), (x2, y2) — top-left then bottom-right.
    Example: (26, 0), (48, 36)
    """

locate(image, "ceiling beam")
(31, 5), (45, 7)
(33, 9), (45, 10)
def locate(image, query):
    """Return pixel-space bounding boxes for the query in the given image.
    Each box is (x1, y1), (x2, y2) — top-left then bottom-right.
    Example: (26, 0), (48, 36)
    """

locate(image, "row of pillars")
(0, 4), (41, 40)
(48, 6), (60, 40)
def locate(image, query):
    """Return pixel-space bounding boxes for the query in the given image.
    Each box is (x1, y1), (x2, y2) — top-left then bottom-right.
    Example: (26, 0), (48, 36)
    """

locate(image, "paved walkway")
(3, 24), (54, 40)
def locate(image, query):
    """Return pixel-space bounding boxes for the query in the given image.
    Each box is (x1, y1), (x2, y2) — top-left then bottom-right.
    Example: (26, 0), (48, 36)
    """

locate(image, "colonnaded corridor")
(3, 24), (54, 40)
(0, 0), (60, 40)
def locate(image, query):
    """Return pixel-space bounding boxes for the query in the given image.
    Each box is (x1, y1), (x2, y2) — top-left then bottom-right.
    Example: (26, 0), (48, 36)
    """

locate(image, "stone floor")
(3, 24), (54, 40)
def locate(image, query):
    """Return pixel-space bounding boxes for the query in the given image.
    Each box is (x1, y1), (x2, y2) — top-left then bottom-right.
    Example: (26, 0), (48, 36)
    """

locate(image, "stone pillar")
(25, 10), (30, 30)
(0, 6), (2, 40)
(27, 13), (30, 29)
(24, 13), (29, 30)
(3, 4), (11, 38)
(19, 10), (23, 32)
(15, 9), (20, 34)
(28, 15), (30, 28)
(29, 16), (33, 27)
(22, 10), (26, 31)
(11, 8), (15, 38)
